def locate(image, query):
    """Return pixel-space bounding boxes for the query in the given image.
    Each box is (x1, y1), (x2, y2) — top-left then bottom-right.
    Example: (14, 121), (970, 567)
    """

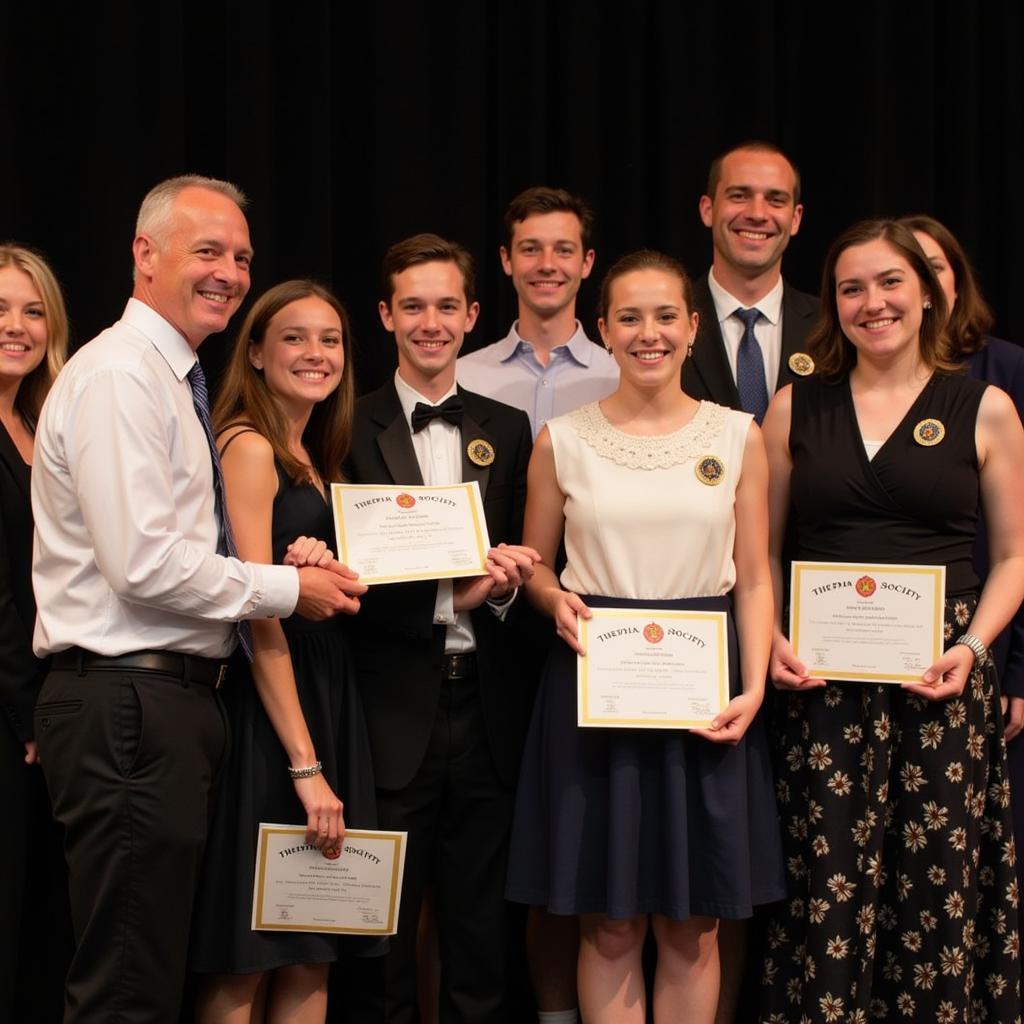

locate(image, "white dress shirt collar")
(394, 370), (459, 428)
(707, 269), (784, 326)
(121, 297), (198, 381)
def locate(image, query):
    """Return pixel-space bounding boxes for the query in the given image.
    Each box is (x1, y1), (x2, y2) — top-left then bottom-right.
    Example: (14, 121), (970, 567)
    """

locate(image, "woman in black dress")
(0, 244), (69, 1021)
(192, 280), (375, 1024)
(760, 220), (1024, 1021)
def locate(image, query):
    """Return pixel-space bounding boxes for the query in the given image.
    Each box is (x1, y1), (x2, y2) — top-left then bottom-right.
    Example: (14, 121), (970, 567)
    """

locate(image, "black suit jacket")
(682, 272), (819, 408)
(0, 424), (45, 743)
(344, 382), (533, 791)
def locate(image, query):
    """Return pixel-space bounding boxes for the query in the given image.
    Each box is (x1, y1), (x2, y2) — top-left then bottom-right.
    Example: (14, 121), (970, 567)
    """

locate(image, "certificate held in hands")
(252, 825), (407, 935)
(789, 561), (945, 684)
(331, 482), (491, 585)
(577, 607), (729, 728)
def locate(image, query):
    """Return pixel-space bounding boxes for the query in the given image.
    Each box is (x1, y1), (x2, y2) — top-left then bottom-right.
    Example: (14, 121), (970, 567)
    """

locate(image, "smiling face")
(249, 296), (345, 417)
(500, 210), (595, 321)
(699, 148), (803, 283)
(132, 186), (253, 349)
(835, 239), (931, 364)
(912, 230), (958, 316)
(598, 268), (697, 392)
(379, 259), (479, 397)
(0, 265), (49, 389)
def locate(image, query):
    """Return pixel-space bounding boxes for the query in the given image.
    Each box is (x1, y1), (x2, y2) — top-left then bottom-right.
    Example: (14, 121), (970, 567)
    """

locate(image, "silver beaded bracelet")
(287, 760), (323, 779)
(954, 633), (988, 665)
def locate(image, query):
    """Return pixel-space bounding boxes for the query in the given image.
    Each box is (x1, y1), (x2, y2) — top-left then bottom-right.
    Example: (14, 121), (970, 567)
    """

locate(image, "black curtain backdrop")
(4, 1), (1022, 395)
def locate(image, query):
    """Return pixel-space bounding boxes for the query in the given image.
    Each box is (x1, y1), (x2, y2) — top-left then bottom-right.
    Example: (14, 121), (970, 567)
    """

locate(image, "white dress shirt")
(32, 298), (299, 658)
(706, 269), (785, 395)
(456, 320), (619, 437)
(393, 372), (477, 654)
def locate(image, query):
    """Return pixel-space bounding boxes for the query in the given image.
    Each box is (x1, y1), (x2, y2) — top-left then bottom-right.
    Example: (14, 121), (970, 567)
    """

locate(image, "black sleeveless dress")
(190, 460), (378, 973)
(759, 372), (1021, 1021)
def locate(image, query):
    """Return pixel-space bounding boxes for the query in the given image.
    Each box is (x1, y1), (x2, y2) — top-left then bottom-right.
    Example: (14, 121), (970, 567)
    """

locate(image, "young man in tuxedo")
(345, 234), (538, 1023)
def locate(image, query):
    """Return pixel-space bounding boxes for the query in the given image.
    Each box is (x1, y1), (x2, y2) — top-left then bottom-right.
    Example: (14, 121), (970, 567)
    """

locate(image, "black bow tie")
(411, 395), (464, 433)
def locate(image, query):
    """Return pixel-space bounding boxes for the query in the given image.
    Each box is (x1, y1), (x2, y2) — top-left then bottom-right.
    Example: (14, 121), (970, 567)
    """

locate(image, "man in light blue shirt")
(457, 187), (618, 439)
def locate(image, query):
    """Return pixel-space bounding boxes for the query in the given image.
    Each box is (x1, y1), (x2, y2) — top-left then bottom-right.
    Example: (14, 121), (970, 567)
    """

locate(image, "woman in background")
(191, 280), (374, 1024)
(0, 244), (70, 1021)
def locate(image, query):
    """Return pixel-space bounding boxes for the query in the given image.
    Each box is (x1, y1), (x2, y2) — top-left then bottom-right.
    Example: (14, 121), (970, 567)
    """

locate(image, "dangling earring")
(687, 340), (694, 356)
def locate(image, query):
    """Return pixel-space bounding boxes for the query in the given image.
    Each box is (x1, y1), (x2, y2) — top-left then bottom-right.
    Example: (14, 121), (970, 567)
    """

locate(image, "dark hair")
(598, 249), (695, 322)
(897, 215), (994, 357)
(0, 243), (69, 430)
(380, 233), (476, 307)
(213, 280), (355, 484)
(705, 140), (802, 205)
(807, 219), (956, 379)
(502, 186), (594, 252)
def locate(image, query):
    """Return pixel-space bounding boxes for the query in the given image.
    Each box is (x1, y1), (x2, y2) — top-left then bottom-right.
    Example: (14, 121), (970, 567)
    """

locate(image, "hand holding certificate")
(331, 482), (491, 585)
(577, 607), (729, 728)
(252, 824), (407, 935)
(789, 561), (945, 685)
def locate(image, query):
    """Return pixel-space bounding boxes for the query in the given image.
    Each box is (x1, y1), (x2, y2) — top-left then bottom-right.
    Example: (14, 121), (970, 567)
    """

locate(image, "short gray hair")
(135, 174), (248, 244)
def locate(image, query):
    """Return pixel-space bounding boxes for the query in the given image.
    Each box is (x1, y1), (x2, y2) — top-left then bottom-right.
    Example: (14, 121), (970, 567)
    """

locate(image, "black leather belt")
(52, 648), (228, 689)
(441, 652), (477, 680)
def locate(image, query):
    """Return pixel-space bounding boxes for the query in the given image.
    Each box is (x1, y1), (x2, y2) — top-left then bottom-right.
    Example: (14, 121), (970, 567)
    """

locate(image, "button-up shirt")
(706, 269), (785, 395)
(457, 321), (619, 437)
(32, 298), (299, 658)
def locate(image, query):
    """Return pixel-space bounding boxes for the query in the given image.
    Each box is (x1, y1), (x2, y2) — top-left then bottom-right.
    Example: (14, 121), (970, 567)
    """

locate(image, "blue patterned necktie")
(734, 307), (770, 424)
(187, 362), (254, 660)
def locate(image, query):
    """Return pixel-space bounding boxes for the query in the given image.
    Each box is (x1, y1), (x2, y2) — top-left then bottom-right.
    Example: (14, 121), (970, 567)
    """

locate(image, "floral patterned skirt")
(759, 596), (1022, 1023)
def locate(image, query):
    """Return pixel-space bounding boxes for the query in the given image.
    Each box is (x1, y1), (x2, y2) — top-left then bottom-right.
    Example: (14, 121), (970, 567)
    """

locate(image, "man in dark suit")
(345, 233), (538, 1023)
(682, 141), (818, 419)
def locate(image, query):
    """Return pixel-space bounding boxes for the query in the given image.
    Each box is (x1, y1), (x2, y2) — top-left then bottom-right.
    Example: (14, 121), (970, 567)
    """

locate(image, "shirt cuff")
(433, 579), (455, 626)
(487, 585), (517, 620)
(253, 564), (301, 618)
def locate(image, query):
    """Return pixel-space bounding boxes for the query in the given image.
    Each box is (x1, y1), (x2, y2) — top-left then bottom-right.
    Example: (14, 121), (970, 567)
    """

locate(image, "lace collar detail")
(568, 401), (728, 470)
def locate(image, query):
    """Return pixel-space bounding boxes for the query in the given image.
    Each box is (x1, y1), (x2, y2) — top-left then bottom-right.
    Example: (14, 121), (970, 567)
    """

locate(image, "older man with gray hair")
(31, 174), (358, 1022)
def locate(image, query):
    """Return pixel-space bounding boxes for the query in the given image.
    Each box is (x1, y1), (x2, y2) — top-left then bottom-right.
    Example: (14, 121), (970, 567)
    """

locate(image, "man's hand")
(452, 544), (541, 611)
(295, 564), (368, 619)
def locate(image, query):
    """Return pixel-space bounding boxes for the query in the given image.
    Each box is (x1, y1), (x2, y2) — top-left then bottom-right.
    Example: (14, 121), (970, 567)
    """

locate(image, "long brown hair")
(807, 219), (957, 379)
(0, 244), (69, 430)
(213, 280), (355, 483)
(897, 214), (994, 357)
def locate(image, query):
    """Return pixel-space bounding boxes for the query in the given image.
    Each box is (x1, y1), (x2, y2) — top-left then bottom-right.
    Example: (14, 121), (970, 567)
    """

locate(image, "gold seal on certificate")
(331, 482), (491, 585)
(252, 825), (407, 935)
(577, 608), (729, 728)
(789, 561), (946, 683)
(788, 352), (814, 376)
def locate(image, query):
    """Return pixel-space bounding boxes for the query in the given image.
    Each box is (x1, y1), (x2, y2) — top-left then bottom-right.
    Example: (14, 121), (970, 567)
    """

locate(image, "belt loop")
(75, 648), (86, 678)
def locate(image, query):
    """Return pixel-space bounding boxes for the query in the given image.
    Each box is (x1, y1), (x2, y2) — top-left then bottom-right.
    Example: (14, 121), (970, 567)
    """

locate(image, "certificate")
(789, 561), (945, 684)
(251, 824), (407, 935)
(577, 607), (729, 728)
(331, 482), (491, 585)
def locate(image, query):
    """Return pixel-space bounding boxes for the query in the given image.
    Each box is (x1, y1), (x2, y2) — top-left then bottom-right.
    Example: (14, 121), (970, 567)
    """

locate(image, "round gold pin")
(695, 455), (725, 486)
(913, 418), (945, 447)
(788, 352), (814, 376)
(467, 438), (495, 466)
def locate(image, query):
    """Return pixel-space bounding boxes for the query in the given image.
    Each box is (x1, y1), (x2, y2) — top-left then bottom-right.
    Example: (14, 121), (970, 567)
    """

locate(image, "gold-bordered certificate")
(577, 608), (729, 728)
(789, 561), (945, 684)
(331, 482), (491, 585)
(251, 825), (407, 935)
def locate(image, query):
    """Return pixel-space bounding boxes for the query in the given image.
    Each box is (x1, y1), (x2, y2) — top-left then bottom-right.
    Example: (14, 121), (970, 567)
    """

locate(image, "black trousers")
(345, 672), (514, 1024)
(35, 665), (225, 1024)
